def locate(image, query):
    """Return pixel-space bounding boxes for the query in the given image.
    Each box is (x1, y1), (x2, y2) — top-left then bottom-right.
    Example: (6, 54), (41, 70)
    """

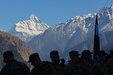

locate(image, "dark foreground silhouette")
(0, 51), (30, 75)
(1, 49), (113, 75)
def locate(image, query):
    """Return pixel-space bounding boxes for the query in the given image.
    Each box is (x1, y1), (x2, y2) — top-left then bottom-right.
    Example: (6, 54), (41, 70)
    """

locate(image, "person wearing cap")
(80, 50), (93, 61)
(93, 50), (108, 75)
(79, 50), (94, 75)
(28, 53), (41, 66)
(1, 51), (30, 75)
(96, 50), (107, 62)
(50, 50), (60, 64)
(49, 50), (64, 75)
(64, 50), (81, 75)
(28, 53), (51, 75)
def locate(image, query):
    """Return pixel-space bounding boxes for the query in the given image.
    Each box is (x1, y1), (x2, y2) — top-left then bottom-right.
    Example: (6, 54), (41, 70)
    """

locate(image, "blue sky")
(0, 0), (112, 31)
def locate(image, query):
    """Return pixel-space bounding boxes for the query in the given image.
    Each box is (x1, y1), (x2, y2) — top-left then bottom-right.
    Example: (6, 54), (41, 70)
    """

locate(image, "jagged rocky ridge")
(10, 14), (49, 42)
(28, 4), (113, 60)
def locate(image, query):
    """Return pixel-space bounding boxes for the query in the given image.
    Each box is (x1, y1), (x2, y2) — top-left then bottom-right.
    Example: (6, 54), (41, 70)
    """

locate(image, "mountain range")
(9, 4), (113, 60)
(10, 14), (49, 42)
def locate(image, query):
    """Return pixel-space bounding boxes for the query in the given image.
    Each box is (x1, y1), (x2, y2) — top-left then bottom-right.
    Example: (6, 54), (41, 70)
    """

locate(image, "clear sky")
(0, 0), (112, 31)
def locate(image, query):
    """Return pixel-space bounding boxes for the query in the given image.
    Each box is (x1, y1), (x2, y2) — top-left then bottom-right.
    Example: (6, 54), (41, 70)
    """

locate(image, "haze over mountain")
(0, 31), (32, 70)
(8, 4), (113, 60)
(28, 4), (113, 60)
(10, 14), (49, 42)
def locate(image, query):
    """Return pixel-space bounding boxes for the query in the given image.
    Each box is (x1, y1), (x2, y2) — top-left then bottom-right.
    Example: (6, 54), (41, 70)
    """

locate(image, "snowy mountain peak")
(10, 15), (49, 42)
(74, 13), (95, 20)
(30, 14), (40, 22)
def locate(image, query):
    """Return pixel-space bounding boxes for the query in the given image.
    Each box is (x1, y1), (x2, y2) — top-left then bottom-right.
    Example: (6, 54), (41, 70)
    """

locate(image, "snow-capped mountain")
(10, 14), (49, 42)
(28, 4), (113, 60)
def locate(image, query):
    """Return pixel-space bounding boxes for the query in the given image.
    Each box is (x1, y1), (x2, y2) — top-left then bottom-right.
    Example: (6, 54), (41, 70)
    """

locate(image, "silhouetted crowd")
(1, 49), (113, 75)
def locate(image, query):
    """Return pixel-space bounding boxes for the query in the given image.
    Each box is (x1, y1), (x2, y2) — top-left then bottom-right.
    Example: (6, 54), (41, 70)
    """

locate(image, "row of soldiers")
(0, 49), (113, 75)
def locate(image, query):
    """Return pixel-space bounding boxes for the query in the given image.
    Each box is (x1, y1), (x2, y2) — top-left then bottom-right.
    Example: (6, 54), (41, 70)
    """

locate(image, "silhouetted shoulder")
(1, 60), (30, 75)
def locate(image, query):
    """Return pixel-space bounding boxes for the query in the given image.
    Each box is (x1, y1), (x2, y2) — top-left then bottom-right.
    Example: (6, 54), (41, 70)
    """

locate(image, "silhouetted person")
(28, 53), (51, 75)
(93, 50), (108, 75)
(79, 50), (94, 75)
(64, 50), (81, 75)
(107, 49), (113, 75)
(49, 50), (64, 75)
(1, 51), (30, 75)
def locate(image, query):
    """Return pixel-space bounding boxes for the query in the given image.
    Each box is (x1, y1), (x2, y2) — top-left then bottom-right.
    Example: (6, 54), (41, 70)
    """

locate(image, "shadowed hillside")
(0, 31), (32, 70)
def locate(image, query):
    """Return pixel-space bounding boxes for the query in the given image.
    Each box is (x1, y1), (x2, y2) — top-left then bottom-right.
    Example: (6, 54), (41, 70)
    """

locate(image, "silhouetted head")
(28, 53), (41, 66)
(97, 50), (107, 62)
(81, 50), (92, 60)
(50, 50), (60, 64)
(69, 50), (80, 62)
(3, 51), (14, 64)
(97, 50), (107, 55)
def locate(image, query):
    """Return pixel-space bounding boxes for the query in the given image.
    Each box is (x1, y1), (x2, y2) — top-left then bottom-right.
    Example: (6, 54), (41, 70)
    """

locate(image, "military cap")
(82, 50), (92, 55)
(28, 53), (40, 62)
(69, 50), (80, 56)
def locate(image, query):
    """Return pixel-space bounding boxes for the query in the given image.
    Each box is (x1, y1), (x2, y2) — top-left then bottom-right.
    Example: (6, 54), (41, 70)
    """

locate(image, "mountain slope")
(28, 4), (113, 60)
(10, 14), (49, 42)
(0, 31), (32, 70)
